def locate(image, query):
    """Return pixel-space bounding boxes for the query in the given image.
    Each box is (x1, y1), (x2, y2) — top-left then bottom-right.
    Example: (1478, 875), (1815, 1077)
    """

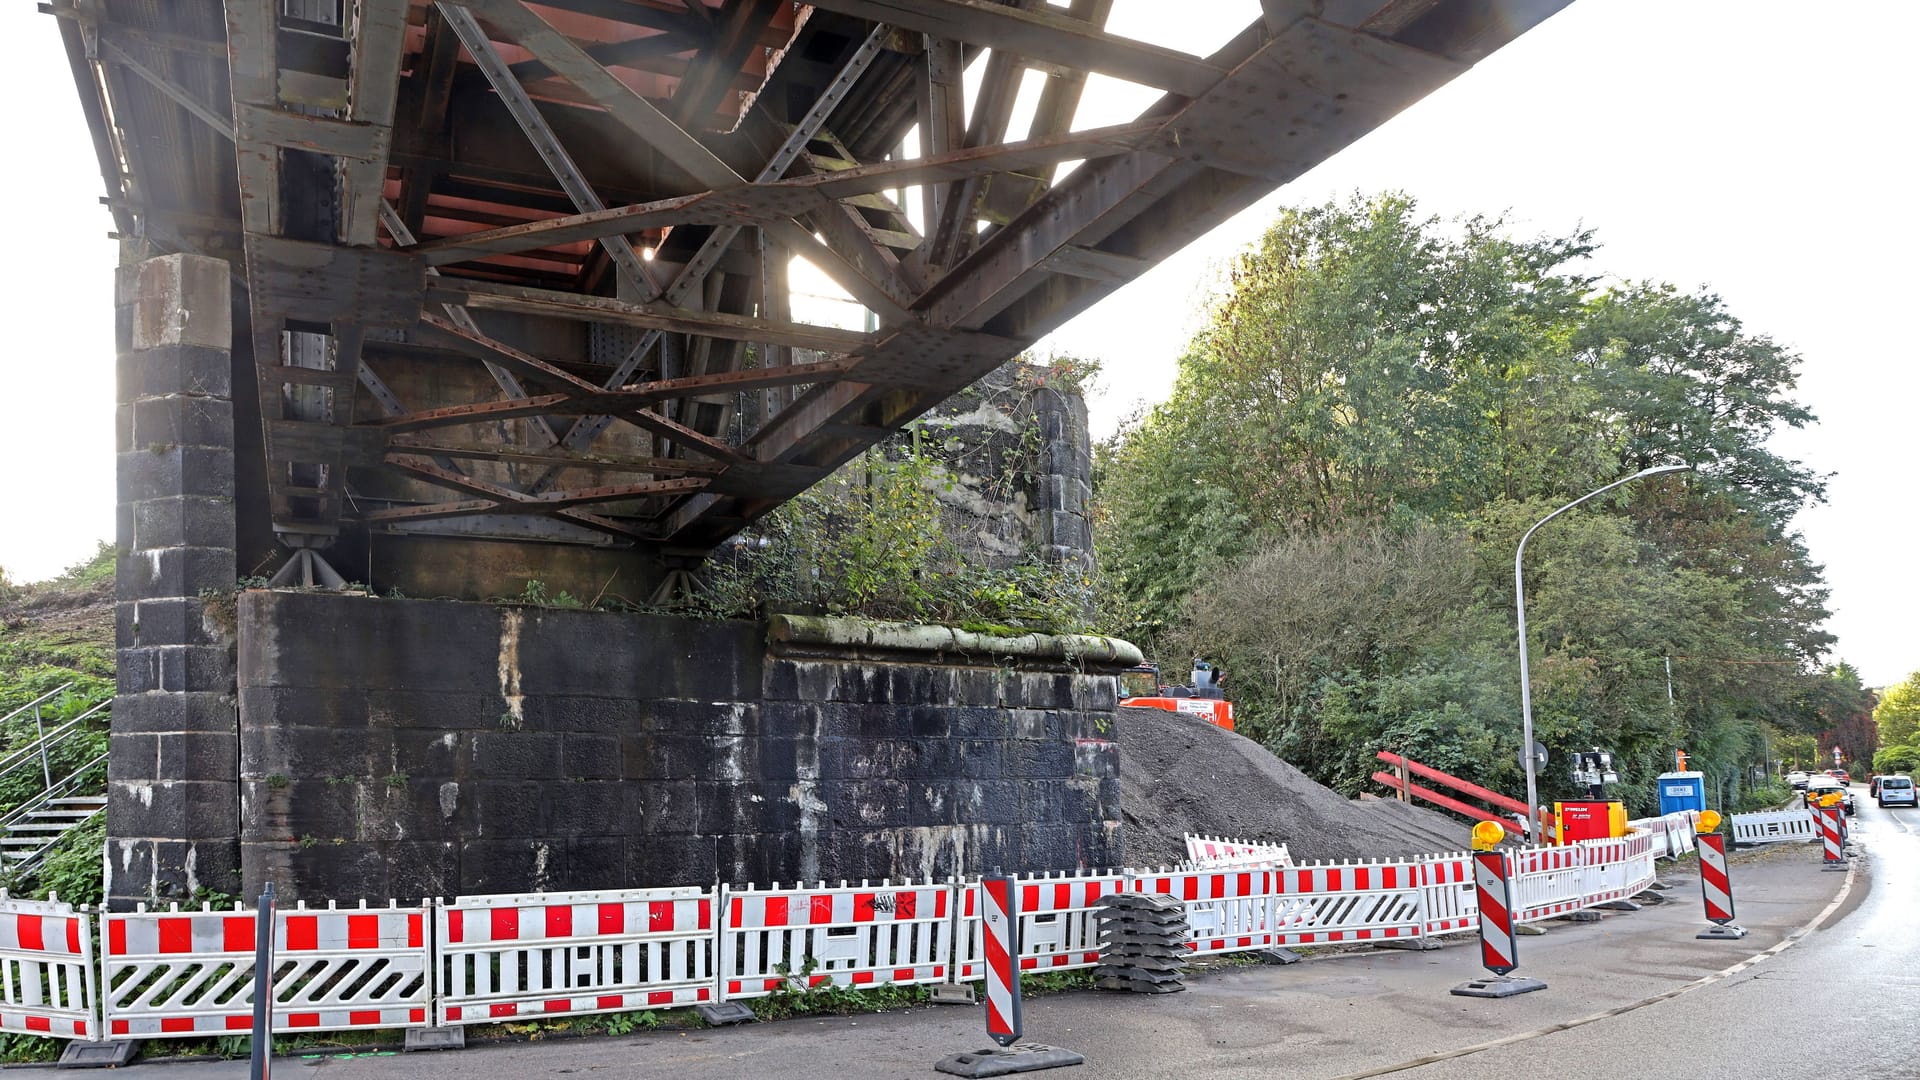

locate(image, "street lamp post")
(1514, 464), (1692, 843)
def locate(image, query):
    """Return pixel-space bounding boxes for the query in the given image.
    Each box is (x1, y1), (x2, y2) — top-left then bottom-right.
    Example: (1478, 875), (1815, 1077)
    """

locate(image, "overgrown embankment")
(0, 542), (115, 901)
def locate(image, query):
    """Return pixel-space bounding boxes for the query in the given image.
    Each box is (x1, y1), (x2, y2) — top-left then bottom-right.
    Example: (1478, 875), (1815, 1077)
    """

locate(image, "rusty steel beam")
(451, 0), (915, 324)
(803, 0), (1225, 96)
(383, 443), (727, 476)
(439, 2), (664, 298)
(538, 21), (898, 468)
(426, 278), (876, 353)
(406, 122), (1156, 265)
(361, 357), (855, 432)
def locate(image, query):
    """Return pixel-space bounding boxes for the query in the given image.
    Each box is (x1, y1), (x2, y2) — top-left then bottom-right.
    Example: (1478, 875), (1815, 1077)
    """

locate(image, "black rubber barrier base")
(935, 1042), (1086, 1076)
(696, 1002), (757, 1026)
(404, 1027), (466, 1052)
(1450, 976), (1549, 999)
(57, 1040), (139, 1068)
(1696, 924), (1750, 940)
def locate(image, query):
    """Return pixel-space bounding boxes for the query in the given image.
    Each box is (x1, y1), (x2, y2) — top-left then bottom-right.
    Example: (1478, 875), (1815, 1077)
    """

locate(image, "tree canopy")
(1096, 192), (1841, 812)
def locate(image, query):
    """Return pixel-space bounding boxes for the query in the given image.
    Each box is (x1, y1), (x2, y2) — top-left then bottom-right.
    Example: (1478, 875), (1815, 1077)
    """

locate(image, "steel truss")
(55, 0), (1570, 555)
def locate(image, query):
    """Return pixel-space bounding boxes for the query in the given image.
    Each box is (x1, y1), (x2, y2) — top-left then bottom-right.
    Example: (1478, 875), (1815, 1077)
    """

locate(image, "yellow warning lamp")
(1818, 792), (1842, 808)
(1696, 810), (1722, 834)
(1471, 820), (1505, 851)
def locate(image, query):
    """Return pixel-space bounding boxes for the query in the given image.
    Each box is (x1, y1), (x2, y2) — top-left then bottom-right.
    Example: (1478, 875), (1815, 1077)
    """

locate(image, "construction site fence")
(0, 822), (1680, 1045)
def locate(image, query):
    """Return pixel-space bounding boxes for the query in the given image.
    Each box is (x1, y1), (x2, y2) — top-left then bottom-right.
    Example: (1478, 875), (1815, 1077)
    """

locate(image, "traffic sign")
(1517, 741), (1548, 771)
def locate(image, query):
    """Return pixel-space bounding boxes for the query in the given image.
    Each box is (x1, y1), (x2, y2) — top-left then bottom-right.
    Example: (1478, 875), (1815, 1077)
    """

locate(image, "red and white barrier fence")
(9, 822), (1682, 1045)
(435, 887), (712, 1025)
(1417, 855), (1479, 935)
(0, 894), (96, 1039)
(1184, 834), (1292, 869)
(101, 900), (428, 1038)
(719, 881), (951, 998)
(953, 872), (1122, 981)
(1266, 861), (1426, 946)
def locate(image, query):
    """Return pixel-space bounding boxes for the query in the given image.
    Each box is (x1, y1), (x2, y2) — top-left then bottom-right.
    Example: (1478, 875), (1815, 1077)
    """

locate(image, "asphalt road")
(100, 815), (1879, 1080)
(1385, 789), (1915, 1080)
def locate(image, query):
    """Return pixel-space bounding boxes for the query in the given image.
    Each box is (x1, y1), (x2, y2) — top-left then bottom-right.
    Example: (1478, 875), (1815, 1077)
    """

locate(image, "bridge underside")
(60, 0), (1569, 570)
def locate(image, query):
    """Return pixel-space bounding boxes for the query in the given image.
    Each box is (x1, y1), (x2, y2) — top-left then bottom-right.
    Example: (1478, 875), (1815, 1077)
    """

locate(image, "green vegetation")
(1873, 672), (1920, 774)
(0, 541), (115, 713)
(1096, 192), (1854, 814)
(695, 363), (1098, 636)
(0, 543), (114, 899)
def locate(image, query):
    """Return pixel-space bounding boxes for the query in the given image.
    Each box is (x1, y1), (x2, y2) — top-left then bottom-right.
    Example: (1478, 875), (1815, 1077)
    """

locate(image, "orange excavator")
(1119, 660), (1236, 731)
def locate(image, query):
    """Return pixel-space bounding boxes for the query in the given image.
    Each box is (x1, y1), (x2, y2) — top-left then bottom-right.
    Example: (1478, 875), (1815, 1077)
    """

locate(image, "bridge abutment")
(235, 593), (1133, 901)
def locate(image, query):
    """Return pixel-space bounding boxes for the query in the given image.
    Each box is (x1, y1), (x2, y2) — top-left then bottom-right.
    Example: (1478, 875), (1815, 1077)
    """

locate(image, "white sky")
(2, 1), (1915, 685)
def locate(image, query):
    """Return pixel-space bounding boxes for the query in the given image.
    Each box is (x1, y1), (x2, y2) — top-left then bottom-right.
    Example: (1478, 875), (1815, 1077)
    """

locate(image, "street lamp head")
(1632, 463), (1693, 480)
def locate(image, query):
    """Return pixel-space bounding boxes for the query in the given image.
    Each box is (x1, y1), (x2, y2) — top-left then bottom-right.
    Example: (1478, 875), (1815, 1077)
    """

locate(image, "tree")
(1093, 191), (1853, 810)
(1874, 671), (1920, 748)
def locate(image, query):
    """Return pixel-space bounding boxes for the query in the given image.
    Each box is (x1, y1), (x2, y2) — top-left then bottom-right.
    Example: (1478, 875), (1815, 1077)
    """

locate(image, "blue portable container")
(1657, 770), (1707, 815)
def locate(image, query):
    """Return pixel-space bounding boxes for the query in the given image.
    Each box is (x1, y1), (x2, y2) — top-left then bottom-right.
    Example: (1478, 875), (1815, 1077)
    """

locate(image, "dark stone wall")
(236, 592), (1129, 901)
(914, 362), (1095, 575)
(109, 253), (243, 909)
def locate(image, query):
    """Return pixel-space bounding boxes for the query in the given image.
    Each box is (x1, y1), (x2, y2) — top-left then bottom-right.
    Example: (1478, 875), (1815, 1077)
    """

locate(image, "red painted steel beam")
(1370, 773), (1525, 836)
(1376, 751), (1530, 817)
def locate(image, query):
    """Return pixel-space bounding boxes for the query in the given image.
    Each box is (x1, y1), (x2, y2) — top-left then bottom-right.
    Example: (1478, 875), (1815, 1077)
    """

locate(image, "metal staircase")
(0, 685), (110, 877)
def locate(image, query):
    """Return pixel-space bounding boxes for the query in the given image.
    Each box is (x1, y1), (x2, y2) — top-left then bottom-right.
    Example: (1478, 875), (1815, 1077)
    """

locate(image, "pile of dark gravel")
(1116, 705), (1468, 867)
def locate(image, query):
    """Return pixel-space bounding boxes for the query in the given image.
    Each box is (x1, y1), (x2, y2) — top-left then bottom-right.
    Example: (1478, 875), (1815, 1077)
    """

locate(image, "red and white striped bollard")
(1819, 805), (1846, 871)
(935, 873), (1083, 1077)
(1450, 850), (1546, 998)
(1694, 833), (1748, 939)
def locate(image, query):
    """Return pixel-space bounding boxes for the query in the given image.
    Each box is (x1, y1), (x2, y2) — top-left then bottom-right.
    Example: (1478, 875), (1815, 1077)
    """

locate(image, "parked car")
(1827, 769), (1852, 785)
(1787, 770), (1810, 790)
(1878, 775), (1917, 808)
(1805, 775), (1856, 814)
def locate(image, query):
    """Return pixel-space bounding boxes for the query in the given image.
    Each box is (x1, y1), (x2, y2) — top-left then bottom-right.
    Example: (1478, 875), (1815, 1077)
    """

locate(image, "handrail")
(0, 683), (77, 728)
(0, 753), (109, 840)
(0, 699), (110, 782)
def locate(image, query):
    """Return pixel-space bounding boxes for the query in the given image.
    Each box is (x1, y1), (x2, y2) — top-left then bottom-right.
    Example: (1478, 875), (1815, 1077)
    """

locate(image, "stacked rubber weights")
(1094, 893), (1189, 993)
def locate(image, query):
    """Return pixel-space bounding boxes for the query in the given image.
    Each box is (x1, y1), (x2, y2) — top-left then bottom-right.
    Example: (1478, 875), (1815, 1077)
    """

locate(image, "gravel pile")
(1117, 705), (1469, 867)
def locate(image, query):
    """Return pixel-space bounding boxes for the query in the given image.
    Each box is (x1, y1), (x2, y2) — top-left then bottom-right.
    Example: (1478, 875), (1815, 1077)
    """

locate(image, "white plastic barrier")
(103, 901), (428, 1037)
(1416, 854), (1478, 936)
(1509, 844), (1587, 922)
(1730, 807), (1819, 846)
(953, 872), (1123, 981)
(720, 881), (952, 998)
(1580, 832), (1656, 905)
(1628, 812), (1699, 859)
(1127, 869), (1277, 954)
(1259, 862), (1426, 946)
(0, 894), (97, 1039)
(1184, 834), (1293, 869)
(436, 888), (712, 1024)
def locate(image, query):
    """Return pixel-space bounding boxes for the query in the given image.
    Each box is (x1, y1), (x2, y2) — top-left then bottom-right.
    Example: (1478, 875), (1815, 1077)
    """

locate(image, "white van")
(1878, 775), (1916, 808)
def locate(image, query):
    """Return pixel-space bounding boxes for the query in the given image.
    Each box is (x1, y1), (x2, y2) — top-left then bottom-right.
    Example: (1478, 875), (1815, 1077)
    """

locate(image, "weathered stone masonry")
(236, 592), (1134, 901)
(108, 253), (242, 908)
